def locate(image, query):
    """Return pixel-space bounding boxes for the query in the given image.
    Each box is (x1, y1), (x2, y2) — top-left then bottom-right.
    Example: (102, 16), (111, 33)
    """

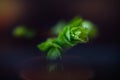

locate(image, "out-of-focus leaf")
(82, 20), (98, 39)
(51, 21), (66, 35)
(47, 47), (61, 60)
(12, 26), (35, 38)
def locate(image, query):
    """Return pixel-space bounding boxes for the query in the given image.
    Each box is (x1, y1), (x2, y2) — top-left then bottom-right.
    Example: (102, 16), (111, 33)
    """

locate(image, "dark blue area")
(0, 44), (119, 68)
(65, 44), (119, 65)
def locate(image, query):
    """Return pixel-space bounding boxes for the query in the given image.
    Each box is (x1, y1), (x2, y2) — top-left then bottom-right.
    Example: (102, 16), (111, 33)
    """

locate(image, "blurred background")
(0, 0), (119, 80)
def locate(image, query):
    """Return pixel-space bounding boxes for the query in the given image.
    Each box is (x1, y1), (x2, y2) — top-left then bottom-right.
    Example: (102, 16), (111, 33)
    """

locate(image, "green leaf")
(67, 16), (83, 27)
(37, 38), (61, 51)
(82, 20), (98, 38)
(13, 26), (26, 37)
(47, 48), (61, 60)
(12, 26), (35, 38)
(51, 21), (66, 35)
(37, 42), (50, 52)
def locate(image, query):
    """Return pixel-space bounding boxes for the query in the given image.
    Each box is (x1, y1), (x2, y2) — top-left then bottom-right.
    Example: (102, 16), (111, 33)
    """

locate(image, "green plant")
(37, 17), (97, 60)
(12, 26), (36, 38)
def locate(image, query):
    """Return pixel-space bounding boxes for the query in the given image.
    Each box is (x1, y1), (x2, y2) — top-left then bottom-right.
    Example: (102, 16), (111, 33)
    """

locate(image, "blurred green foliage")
(12, 26), (35, 38)
(38, 17), (98, 60)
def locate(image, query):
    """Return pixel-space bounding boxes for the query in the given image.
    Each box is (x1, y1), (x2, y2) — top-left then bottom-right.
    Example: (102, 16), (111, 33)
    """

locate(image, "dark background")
(0, 0), (119, 80)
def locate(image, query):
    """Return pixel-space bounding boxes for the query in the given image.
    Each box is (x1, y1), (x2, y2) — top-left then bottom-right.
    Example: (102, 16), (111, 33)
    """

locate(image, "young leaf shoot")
(37, 17), (97, 60)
